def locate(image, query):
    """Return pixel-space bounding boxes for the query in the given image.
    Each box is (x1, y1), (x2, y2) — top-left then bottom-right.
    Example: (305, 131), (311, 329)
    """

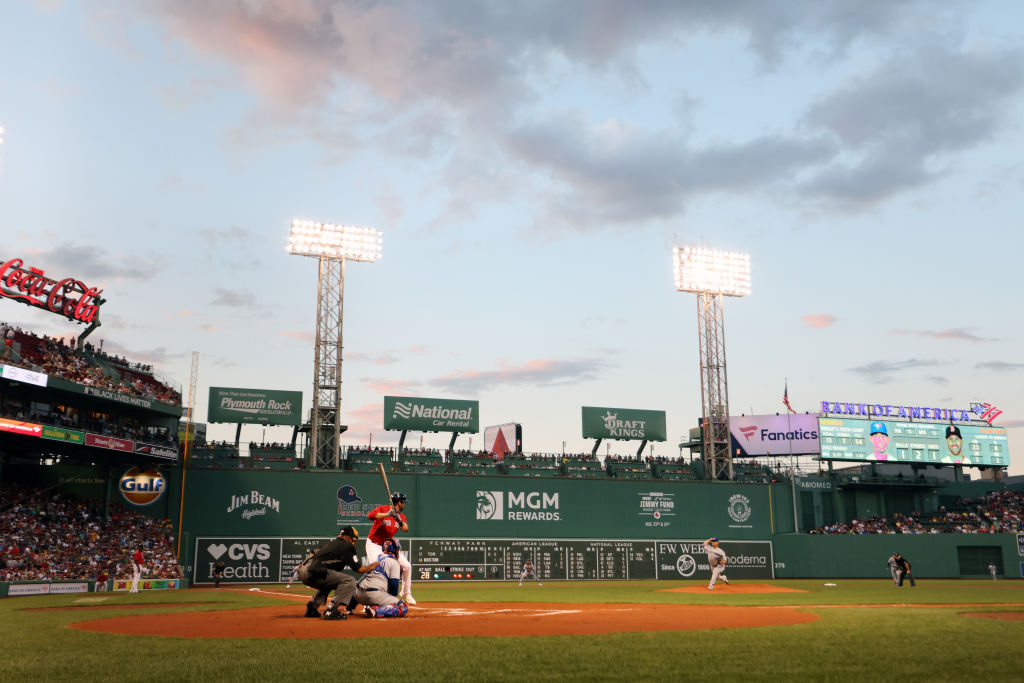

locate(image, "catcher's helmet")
(391, 491), (408, 505)
(382, 538), (401, 557)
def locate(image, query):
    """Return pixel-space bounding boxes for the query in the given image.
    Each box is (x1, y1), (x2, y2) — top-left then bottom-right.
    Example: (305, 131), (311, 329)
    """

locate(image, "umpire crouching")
(299, 526), (379, 620)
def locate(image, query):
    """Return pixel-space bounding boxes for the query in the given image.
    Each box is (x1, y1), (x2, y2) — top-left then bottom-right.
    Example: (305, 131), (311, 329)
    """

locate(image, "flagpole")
(786, 377), (799, 533)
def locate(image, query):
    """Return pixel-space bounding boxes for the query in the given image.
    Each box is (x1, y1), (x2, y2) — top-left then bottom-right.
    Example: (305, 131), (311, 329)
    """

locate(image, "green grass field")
(3, 580), (1023, 681)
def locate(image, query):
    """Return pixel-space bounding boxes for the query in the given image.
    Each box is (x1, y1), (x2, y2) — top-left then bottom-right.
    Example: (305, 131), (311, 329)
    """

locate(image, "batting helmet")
(382, 538), (401, 557)
(391, 491), (408, 505)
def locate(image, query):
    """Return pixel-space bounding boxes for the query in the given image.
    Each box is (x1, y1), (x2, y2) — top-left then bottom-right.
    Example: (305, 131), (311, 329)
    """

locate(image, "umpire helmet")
(382, 538), (401, 557)
(391, 491), (408, 505)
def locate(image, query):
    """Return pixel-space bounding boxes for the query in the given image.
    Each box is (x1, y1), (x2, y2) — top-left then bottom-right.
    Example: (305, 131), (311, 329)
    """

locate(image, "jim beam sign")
(0, 257), (104, 324)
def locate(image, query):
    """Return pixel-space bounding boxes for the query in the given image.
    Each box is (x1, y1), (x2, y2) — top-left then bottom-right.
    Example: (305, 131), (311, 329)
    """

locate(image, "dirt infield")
(70, 600), (818, 639)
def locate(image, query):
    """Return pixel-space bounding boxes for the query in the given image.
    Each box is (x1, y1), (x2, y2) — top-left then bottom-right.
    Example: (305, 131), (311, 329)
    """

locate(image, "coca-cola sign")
(0, 257), (104, 324)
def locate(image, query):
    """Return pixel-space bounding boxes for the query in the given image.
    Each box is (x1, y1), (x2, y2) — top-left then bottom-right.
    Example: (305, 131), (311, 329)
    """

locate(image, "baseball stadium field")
(3, 579), (1023, 681)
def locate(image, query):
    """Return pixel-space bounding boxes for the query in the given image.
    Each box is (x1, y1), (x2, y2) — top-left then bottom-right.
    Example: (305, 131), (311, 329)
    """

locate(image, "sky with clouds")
(2, 1), (1023, 473)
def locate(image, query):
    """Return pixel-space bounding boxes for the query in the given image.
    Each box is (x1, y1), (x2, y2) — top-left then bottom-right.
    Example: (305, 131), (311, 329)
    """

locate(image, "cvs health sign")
(194, 537), (281, 584)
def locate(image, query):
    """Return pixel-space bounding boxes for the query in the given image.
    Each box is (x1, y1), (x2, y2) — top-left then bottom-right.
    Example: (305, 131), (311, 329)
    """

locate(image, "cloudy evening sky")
(1, 1), (1023, 473)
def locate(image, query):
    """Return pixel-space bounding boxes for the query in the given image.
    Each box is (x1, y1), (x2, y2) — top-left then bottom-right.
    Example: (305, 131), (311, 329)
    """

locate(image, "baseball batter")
(130, 548), (144, 593)
(298, 526), (379, 620)
(366, 491), (415, 604)
(702, 537), (730, 590)
(518, 558), (542, 586)
(349, 538), (409, 618)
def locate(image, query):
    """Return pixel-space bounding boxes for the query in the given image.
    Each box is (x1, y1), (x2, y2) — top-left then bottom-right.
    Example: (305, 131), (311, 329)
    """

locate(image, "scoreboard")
(194, 536), (774, 584)
(408, 538), (773, 581)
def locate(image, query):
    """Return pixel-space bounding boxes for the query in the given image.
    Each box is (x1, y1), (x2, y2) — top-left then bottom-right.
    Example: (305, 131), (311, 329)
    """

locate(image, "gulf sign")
(119, 466), (166, 506)
(729, 414), (820, 456)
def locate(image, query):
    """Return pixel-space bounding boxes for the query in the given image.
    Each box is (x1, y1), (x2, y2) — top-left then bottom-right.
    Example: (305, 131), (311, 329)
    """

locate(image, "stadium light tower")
(673, 246), (750, 481)
(288, 220), (383, 469)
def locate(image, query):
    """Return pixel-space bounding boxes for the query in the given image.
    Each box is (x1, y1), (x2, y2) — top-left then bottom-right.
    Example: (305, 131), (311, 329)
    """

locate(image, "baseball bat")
(377, 462), (393, 502)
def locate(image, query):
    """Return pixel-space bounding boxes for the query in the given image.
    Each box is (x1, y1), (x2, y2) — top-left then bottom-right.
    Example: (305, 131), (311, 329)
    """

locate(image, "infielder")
(298, 526), (379, 620)
(130, 547), (144, 593)
(518, 558), (542, 586)
(702, 537), (730, 590)
(349, 538), (409, 618)
(887, 553), (900, 586)
(366, 491), (415, 604)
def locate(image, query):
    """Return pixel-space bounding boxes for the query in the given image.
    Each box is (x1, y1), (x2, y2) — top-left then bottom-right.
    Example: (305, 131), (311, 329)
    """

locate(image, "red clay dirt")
(70, 599), (818, 639)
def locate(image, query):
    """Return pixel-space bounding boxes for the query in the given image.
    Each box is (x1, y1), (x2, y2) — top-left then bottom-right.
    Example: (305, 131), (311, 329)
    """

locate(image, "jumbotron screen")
(818, 417), (1009, 466)
(484, 423), (521, 455)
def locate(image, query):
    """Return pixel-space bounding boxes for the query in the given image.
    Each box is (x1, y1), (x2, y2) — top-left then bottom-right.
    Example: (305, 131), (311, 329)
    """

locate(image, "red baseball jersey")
(133, 550), (144, 565)
(367, 505), (407, 545)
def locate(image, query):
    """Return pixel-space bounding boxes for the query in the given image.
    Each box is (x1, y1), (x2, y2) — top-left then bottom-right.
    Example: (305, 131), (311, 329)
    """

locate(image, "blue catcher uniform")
(350, 538), (408, 618)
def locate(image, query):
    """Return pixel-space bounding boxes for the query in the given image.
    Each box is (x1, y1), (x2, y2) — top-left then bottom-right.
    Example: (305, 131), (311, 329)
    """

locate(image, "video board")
(818, 417), (1009, 466)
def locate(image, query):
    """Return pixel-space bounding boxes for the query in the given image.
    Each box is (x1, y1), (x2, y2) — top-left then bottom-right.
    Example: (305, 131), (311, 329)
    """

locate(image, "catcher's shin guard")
(375, 600), (408, 617)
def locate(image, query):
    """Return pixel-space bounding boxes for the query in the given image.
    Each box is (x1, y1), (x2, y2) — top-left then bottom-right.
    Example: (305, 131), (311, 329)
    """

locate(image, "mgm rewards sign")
(384, 396), (479, 433)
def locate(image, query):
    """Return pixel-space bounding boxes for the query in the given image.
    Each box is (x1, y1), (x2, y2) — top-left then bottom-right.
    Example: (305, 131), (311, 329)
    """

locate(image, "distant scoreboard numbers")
(410, 538), (660, 580)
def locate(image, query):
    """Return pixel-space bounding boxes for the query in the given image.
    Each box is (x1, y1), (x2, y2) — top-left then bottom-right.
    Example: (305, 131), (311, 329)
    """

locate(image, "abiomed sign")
(208, 387), (302, 426)
(581, 407), (667, 441)
(384, 396), (479, 433)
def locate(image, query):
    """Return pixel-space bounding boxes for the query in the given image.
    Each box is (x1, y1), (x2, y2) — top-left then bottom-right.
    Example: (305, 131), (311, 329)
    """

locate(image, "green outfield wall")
(772, 533), (1022, 579)
(4, 464), (1022, 582)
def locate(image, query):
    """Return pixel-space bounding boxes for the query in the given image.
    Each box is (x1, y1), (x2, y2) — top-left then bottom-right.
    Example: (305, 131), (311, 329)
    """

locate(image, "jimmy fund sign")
(581, 407), (667, 441)
(384, 396), (479, 433)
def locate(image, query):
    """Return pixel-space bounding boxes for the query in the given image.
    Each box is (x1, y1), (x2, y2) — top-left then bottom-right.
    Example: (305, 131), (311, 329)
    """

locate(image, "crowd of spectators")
(0, 396), (176, 446)
(0, 482), (182, 583)
(0, 323), (180, 406)
(808, 489), (1024, 534)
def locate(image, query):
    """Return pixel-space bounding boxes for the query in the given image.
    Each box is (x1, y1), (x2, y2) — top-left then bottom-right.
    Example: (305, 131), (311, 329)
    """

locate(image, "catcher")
(702, 537), (730, 590)
(348, 538), (408, 618)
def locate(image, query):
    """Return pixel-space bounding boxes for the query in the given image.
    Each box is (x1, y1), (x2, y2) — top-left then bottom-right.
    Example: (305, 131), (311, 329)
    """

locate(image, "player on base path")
(366, 491), (415, 604)
(350, 538), (409, 618)
(702, 537), (730, 590)
(130, 547), (144, 593)
(518, 558), (542, 586)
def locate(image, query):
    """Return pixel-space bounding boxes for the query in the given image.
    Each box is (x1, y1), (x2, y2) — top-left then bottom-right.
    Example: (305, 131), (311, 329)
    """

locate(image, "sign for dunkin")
(0, 256), (104, 324)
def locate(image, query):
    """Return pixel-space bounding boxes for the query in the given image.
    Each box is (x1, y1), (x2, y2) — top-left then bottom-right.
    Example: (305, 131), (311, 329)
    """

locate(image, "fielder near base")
(366, 491), (415, 604)
(702, 537), (730, 590)
(130, 547), (144, 593)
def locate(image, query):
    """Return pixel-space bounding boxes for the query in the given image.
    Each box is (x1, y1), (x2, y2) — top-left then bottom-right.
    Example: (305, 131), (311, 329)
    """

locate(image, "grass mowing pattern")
(2, 580), (1023, 681)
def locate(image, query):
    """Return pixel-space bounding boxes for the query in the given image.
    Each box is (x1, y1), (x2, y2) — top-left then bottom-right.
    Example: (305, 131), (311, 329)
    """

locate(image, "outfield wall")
(772, 533), (1023, 579)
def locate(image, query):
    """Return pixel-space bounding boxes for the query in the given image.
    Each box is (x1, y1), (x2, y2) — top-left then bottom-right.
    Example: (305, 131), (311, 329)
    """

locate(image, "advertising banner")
(208, 387), (302, 426)
(383, 396), (479, 433)
(819, 417), (1010, 466)
(0, 417), (42, 437)
(112, 579), (181, 591)
(654, 540), (774, 580)
(729, 414), (820, 456)
(193, 537), (283, 584)
(42, 426), (85, 444)
(85, 433), (133, 452)
(1, 363), (48, 386)
(581, 407), (667, 441)
(133, 442), (178, 460)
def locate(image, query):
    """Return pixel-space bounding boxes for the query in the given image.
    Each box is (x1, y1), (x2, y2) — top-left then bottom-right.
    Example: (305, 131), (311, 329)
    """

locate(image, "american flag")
(783, 381), (796, 414)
